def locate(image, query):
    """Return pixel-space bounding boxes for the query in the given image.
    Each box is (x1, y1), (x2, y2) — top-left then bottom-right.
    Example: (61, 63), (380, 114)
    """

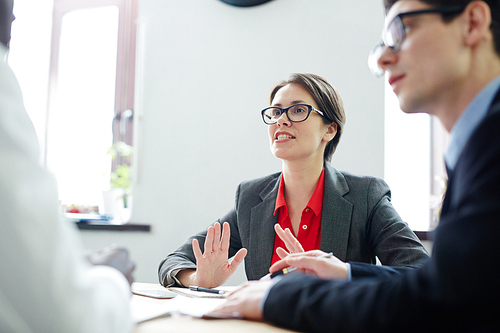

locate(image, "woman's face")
(268, 83), (336, 164)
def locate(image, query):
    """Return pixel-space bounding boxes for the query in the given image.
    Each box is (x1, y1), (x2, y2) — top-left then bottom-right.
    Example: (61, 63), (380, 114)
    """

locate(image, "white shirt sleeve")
(0, 46), (132, 333)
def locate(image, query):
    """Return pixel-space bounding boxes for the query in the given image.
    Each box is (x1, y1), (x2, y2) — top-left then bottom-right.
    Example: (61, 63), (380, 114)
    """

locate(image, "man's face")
(0, 0), (14, 48)
(377, 0), (469, 116)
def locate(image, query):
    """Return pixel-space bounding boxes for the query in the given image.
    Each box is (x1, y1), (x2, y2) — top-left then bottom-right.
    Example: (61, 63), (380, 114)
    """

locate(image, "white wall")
(85, 0), (386, 283)
(13, 0), (386, 283)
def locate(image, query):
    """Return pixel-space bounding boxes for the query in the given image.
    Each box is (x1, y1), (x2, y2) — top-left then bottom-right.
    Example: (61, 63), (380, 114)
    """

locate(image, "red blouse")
(271, 168), (325, 266)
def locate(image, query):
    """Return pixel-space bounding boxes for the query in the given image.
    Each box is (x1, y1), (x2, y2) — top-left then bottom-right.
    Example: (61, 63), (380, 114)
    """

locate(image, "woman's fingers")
(276, 247), (289, 259)
(284, 227), (304, 252)
(220, 222), (231, 252)
(274, 224), (292, 249)
(192, 238), (203, 261)
(228, 248), (248, 273)
(274, 224), (304, 253)
(204, 225), (214, 254)
(213, 222), (222, 250)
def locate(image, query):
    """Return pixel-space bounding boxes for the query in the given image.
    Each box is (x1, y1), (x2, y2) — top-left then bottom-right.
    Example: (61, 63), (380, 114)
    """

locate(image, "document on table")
(167, 286), (237, 299)
(131, 295), (177, 323)
(131, 287), (240, 323)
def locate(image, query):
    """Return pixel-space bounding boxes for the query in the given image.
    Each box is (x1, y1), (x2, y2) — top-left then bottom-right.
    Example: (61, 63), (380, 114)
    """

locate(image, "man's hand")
(86, 245), (135, 285)
(274, 224), (304, 259)
(181, 222), (247, 288)
(270, 250), (349, 280)
(207, 280), (274, 320)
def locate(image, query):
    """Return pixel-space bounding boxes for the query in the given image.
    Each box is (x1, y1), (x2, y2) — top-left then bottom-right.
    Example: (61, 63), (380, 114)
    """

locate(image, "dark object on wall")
(220, 0), (273, 7)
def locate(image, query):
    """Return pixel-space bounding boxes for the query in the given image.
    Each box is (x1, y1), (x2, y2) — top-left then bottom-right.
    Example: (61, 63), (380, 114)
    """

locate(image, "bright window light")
(45, 6), (119, 207)
(384, 81), (431, 231)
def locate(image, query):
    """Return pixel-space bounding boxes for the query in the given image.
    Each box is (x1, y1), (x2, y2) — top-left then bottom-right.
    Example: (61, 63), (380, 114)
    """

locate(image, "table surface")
(131, 283), (296, 333)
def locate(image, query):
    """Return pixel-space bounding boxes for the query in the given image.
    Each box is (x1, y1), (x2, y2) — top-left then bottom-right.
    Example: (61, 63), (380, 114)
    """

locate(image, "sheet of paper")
(132, 288), (177, 299)
(131, 285), (243, 323)
(131, 291), (244, 323)
(167, 286), (238, 299)
(173, 296), (226, 317)
(130, 295), (177, 323)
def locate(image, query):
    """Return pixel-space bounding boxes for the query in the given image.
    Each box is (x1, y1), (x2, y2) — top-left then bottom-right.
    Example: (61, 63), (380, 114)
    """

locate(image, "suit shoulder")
(238, 171), (281, 192)
(337, 170), (389, 189)
(456, 109), (500, 180)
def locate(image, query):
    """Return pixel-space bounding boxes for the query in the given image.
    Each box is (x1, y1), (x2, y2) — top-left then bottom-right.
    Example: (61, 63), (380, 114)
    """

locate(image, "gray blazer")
(159, 164), (429, 286)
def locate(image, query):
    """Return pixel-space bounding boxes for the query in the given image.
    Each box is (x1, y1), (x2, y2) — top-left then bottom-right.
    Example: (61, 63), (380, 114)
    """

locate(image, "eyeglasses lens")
(262, 105), (311, 124)
(263, 108), (281, 123)
(386, 17), (404, 51)
(368, 42), (385, 78)
(368, 16), (405, 78)
(288, 105), (310, 121)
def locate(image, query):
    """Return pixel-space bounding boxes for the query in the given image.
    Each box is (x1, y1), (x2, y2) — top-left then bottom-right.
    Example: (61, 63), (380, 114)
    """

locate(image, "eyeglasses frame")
(369, 5), (466, 77)
(383, 5), (466, 52)
(261, 103), (329, 125)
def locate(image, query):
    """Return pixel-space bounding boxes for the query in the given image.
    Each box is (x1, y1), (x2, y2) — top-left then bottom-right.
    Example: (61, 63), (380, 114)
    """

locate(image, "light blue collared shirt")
(445, 75), (500, 171)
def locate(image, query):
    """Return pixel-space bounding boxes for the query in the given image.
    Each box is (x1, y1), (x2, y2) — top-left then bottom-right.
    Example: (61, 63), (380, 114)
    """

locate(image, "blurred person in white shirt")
(0, 1), (135, 332)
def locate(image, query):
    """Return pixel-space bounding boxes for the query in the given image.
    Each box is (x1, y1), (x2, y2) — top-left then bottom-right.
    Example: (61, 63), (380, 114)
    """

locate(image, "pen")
(267, 252), (335, 279)
(189, 285), (225, 295)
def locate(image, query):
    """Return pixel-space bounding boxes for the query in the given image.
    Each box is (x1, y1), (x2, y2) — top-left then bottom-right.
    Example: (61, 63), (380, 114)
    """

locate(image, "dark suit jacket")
(263, 89), (500, 332)
(158, 163), (428, 287)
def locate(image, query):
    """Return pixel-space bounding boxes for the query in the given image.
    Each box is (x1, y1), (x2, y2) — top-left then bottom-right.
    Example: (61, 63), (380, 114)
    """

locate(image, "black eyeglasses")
(261, 104), (328, 125)
(368, 5), (466, 77)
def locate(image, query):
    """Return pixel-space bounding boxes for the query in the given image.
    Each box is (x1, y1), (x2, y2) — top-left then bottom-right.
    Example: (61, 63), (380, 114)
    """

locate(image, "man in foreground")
(1, 1), (135, 331)
(209, 0), (500, 331)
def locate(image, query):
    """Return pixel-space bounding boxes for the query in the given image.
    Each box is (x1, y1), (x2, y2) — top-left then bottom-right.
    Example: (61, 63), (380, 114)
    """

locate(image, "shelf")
(75, 221), (151, 232)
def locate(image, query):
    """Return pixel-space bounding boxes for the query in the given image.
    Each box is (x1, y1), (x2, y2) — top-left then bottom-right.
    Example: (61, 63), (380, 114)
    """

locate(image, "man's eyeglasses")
(261, 104), (328, 125)
(368, 5), (466, 77)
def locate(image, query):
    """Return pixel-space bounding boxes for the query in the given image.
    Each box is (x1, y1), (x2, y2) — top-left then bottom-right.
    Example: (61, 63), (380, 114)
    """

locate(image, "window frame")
(46, 0), (137, 169)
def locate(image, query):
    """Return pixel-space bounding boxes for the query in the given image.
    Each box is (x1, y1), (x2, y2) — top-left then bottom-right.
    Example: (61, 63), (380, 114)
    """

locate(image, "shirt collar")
(274, 174), (287, 216)
(307, 168), (325, 215)
(274, 168), (325, 216)
(445, 75), (500, 171)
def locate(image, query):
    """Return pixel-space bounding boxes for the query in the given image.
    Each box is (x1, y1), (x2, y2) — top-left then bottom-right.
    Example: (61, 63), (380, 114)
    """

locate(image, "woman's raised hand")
(274, 223), (305, 259)
(191, 222), (247, 288)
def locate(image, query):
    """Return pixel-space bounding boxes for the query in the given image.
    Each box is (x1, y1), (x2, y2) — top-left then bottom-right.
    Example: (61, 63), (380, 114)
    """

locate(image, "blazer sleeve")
(158, 188), (243, 287)
(363, 177), (429, 268)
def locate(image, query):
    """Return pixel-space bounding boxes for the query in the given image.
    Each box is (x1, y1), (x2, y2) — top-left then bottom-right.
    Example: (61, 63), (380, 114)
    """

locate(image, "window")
(45, 0), (137, 212)
(384, 82), (448, 231)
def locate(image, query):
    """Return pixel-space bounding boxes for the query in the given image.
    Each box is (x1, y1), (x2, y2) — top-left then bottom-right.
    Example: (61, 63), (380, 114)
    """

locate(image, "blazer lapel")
(320, 164), (353, 261)
(440, 163), (453, 216)
(247, 178), (280, 279)
(487, 88), (500, 116)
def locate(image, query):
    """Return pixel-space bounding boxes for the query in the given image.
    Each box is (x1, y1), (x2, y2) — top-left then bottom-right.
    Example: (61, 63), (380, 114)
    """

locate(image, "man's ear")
(323, 122), (337, 142)
(463, 1), (492, 47)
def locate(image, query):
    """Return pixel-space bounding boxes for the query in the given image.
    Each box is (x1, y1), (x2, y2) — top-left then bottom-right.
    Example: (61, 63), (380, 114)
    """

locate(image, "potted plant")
(104, 141), (133, 221)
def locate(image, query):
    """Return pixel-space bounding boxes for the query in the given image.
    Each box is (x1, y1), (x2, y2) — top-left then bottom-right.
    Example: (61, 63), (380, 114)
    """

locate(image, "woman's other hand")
(274, 223), (305, 259)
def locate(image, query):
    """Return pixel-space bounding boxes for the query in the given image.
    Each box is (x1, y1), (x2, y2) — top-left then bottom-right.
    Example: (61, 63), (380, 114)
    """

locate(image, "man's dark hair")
(384, 0), (499, 56)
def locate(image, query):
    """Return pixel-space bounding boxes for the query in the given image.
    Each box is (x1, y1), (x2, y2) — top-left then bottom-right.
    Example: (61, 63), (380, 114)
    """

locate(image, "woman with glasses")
(158, 73), (428, 289)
